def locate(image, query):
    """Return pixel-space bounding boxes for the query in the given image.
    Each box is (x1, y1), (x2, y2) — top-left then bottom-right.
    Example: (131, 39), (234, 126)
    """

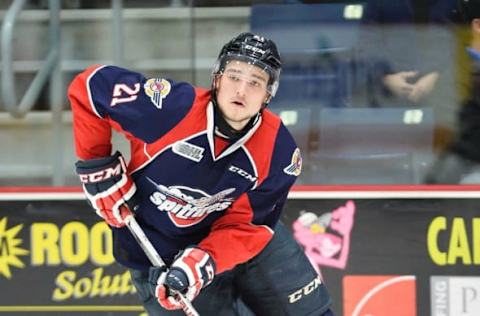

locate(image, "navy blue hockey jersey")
(69, 65), (302, 274)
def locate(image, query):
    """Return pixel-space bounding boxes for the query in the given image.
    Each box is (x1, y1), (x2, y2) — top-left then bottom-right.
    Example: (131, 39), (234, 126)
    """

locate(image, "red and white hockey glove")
(155, 247), (215, 310)
(75, 151), (138, 228)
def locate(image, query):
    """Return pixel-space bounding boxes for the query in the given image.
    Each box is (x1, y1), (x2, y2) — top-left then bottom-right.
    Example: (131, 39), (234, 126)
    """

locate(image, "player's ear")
(214, 75), (220, 90)
(263, 93), (272, 105)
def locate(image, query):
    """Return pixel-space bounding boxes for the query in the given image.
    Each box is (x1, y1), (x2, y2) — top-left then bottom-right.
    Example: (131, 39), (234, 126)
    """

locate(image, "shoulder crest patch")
(144, 78), (171, 109)
(283, 148), (302, 176)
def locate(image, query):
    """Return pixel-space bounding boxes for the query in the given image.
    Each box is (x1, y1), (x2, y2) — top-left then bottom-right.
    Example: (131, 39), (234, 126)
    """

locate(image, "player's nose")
(235, 80), (248, 97)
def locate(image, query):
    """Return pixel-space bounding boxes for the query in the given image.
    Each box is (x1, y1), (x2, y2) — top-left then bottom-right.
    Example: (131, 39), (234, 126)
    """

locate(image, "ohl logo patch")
(144, 78), (171, 109)
(0, 217), (29, 279)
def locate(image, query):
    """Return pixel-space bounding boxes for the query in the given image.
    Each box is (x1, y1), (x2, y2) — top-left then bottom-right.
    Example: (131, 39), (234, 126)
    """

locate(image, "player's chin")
(224, 109), (247, 121)
(223, 114), (250, 129)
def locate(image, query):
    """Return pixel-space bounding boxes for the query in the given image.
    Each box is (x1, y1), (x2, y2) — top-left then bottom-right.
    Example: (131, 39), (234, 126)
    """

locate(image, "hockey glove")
(75, 151), (138, 228)
(148, 265), (168, 297)
(154, 247), (215, 310)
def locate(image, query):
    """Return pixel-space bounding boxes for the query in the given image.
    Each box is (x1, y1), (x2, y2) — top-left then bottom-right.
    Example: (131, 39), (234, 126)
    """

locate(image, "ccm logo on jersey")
(228, 165), (257, 183)
(288, 275), (322, 304)
(79, 163), (122, 183)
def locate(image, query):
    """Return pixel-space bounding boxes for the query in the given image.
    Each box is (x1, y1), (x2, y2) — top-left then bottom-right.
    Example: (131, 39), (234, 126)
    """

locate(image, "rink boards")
(0, 185), (479, 316)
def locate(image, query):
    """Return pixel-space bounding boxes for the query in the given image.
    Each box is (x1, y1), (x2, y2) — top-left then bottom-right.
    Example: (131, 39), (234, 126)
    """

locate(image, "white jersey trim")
(131, 130), (208, 174)
(86, 65), (109, 119)
(206, 102), (262, 162)
(241, 146), (259, 190)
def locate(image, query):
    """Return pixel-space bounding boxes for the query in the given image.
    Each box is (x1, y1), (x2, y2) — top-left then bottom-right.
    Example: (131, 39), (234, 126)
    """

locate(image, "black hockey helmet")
(454, 0), (480, 23)
(212, 32), (282, 98)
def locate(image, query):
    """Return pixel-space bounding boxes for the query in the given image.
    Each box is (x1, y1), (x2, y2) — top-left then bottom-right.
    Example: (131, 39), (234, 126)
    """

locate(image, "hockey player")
(70, 32), (333, 315)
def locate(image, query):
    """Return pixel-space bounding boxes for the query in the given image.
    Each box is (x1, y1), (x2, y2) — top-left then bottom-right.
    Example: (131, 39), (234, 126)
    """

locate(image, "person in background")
(358, 0), (456, 107)
(425, 0), (480, 183)
(69, 32), (333, 315)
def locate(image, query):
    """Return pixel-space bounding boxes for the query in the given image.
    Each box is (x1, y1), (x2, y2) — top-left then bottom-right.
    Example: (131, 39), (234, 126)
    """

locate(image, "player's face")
(215, 60), (270, 131)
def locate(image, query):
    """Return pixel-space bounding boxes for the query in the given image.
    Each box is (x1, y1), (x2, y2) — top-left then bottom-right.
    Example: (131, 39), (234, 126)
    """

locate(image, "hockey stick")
(124, 215), (200, 316)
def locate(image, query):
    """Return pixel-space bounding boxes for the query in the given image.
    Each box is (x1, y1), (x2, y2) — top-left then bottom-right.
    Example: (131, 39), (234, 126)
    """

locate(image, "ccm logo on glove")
(75, 151), (138, 228)
(78, 163), (123, 183)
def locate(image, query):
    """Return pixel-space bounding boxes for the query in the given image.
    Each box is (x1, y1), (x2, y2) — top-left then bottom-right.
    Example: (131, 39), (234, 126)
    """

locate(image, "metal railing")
(1, 0), (61, 118)
(1, 0), (64, 185)
(0, 0), (127, 186)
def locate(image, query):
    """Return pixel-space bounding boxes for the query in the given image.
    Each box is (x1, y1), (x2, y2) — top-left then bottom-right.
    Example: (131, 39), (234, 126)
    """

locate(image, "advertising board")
(1, 186), (479, 315)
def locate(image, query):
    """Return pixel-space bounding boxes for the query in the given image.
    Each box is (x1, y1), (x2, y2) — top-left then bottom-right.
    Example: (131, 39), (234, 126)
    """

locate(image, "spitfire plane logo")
(144, 78), (171, 109)
(148, 178), (235, 227)
(284, 148), (302, 176)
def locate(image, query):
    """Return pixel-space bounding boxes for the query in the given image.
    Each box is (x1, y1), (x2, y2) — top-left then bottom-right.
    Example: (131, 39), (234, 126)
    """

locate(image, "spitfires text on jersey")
(148, 177), (235, 227)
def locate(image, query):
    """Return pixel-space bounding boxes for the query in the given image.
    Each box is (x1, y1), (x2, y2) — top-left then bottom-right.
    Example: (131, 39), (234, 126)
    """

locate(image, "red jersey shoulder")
(244, 109), (301, 182)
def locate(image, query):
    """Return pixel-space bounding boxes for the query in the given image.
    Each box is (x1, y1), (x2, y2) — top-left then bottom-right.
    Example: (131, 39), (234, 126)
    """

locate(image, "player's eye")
(227, 74), (241, 81)
(248, 80), (261, 87)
